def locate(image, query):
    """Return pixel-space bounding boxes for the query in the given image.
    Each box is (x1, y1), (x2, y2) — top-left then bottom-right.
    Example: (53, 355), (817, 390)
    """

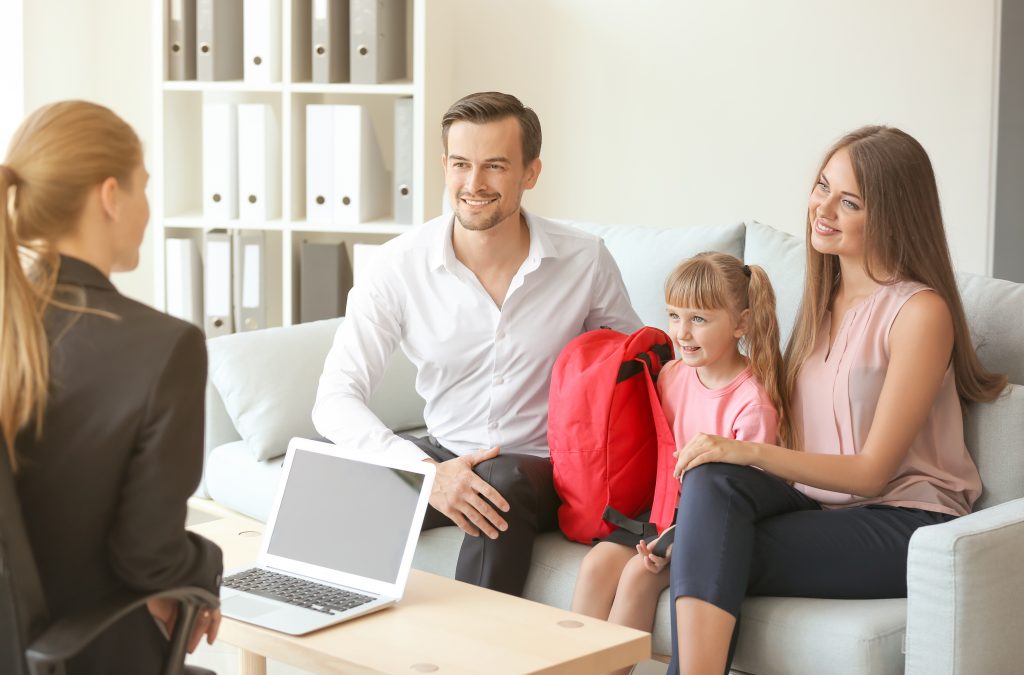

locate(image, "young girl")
(570, 252), (787, 660)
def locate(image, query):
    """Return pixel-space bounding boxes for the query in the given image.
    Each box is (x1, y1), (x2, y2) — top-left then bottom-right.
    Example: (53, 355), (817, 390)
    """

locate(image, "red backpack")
(548, 327), (678, 544)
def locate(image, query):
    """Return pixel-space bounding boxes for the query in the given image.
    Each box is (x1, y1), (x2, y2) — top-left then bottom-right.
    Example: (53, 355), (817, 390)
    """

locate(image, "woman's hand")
(673, 433), (753, 479)
(636, 537), (671, 573)
(147, 597), (221, 652)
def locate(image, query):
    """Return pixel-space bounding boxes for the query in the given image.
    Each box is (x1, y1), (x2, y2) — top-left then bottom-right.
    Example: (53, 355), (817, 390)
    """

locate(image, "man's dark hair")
(441, 92), (542, 165)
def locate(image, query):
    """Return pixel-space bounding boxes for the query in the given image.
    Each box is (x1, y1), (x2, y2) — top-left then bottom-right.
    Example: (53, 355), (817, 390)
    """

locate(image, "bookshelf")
(150, 0), (455, 328)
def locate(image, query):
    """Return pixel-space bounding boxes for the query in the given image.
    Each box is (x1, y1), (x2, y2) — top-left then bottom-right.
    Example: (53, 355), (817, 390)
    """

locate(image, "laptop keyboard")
(224, 568), (375, 615)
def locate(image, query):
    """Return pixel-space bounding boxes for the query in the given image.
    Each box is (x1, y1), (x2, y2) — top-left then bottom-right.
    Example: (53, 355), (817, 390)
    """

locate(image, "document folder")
(204, 230), (234, 336)
(332, 104), (388, 226)
(237, 103), (280, 221)
(203, 103), (238, 221)
(165, 237), (203, 327)
(393, 96), (413, 224)
(235, 231), (266, 331)
(299, 240), (350, 322)
(244, 0), (282, 83)
(306, 105), (335, 225)
(168, 0), (197, 80)
(350, 0), (406, 84)
(312, 0), (350, 83)
(197, 0), (243, 81)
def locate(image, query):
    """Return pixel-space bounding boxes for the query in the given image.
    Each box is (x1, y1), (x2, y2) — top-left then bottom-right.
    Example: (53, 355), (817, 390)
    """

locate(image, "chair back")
(0, 446), (53, 675)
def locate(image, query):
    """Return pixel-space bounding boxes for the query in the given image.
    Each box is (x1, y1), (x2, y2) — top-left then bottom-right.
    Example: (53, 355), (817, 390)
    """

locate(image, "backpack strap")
(601, 506), (659, 539)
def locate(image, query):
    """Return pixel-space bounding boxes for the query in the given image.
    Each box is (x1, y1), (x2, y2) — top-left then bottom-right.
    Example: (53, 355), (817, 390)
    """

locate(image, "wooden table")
(190, 515), (650, 674)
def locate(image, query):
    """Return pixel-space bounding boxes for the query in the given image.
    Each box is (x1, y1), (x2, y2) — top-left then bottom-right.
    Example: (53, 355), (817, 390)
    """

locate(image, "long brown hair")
(665, 252), (790, 444)
(0, 100), (141, 470)
(783, 126), (1007, 415)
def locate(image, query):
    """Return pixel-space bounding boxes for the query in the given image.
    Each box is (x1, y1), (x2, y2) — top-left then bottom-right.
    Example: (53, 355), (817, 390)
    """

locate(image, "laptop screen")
(266, 448), (426, 584)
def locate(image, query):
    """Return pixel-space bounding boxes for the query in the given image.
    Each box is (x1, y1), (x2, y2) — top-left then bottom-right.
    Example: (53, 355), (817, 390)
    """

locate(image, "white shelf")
(163, 81), (285, 93)
(289, 81), (414, 96)
(152, 0), (446, 328)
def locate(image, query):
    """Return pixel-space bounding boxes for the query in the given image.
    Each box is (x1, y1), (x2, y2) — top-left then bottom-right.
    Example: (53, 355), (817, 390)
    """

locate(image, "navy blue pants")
(402, 435), (560, 597)
(667, 464), (955, 674)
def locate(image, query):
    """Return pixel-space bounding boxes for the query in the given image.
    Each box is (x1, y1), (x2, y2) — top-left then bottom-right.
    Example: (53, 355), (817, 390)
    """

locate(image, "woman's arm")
(675, 290), (955, 498)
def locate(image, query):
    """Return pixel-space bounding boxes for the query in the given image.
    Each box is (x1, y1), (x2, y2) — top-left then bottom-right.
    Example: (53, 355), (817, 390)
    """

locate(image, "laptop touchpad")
(223, 595), (280, 618)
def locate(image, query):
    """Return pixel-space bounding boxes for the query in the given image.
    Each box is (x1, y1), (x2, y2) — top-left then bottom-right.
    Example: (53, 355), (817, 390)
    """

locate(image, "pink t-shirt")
(791, 281), (981, 516)
(656, 362), (779, 448)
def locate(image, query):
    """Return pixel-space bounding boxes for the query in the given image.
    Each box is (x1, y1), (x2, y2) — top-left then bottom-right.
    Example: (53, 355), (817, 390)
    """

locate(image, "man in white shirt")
(313, 92), (641, 596)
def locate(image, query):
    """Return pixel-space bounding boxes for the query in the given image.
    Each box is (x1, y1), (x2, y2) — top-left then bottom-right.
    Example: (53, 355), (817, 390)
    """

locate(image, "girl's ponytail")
(743, 264), (791, 446)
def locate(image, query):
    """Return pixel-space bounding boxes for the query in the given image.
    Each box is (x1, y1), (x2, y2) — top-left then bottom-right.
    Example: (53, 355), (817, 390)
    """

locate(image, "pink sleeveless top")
(791, 281), (980, 516)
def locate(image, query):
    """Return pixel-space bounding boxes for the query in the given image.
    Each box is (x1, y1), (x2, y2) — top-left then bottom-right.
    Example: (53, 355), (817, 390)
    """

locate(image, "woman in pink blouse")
(664, 127), (1008, 675)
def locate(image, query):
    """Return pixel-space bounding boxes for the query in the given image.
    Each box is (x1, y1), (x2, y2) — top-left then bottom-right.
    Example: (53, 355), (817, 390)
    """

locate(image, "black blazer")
(14, 256), (222, 674)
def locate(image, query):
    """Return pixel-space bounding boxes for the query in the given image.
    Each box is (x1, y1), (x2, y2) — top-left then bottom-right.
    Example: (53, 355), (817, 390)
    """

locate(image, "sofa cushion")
(965, 383), (1024, 510)
(741, 221), (806, 348)
(567, 222), (746, 329)
(733, 597), (907, 675)
(957, 272), (1024, 385)
(207, 317), (425, 461)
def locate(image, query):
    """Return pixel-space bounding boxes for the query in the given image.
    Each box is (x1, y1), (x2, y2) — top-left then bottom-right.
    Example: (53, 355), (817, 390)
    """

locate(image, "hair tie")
(0, 164), (17, 186)
(742, 264), (751, 278)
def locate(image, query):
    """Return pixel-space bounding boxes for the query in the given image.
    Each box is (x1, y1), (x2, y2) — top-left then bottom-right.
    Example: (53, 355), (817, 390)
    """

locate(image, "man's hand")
(147, 597), (221, 653)
(427, 446), (510, 538)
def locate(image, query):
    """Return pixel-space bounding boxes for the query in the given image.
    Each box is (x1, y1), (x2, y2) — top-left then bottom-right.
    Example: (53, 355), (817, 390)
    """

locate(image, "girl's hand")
(673, 432), (753, 479)
(636, 537), (671, 573)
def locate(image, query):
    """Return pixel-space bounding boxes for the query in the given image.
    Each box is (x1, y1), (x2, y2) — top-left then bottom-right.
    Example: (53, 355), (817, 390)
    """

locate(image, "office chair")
(0, 448), (219, 675)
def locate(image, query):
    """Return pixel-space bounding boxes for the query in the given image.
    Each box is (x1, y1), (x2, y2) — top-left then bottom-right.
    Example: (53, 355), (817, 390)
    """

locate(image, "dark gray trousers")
(667, 463), (956, 674)
(402, 435), (560, 597)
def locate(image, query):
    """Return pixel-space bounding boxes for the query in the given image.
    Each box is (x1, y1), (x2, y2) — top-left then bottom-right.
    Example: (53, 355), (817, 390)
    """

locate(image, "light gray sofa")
(201, 221), (1024, 674)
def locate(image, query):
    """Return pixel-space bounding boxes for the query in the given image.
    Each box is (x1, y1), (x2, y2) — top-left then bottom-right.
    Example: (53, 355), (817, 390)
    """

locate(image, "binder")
(350, 0), (406, 84)
(234, 231), (266, 331)
(351, 242), (380, 286)
(167, 0), (197, 80)
(202, 102), (238, 220)
(306, 105), (335, 225)
(197, 0), (243, 81)
(237, 103), (280, 221)
(332, 104), (388, 226)
(204, 230), (234, 336)
(243, 0), (282, 83)
(165, 237), (203, 326)
(393, 96), (413, 224)
(312, 0), (350, 83)
(299, 240), (350, 322)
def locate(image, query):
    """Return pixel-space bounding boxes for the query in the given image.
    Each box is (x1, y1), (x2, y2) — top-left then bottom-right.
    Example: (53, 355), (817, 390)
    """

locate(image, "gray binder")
(204, 230), (234, 336)
(234, 231), (266, 331)
(393, 97), (413, 224)
(312, 0), (350, 83)
(197, 0), (243, 81)
(350, 0), (406, 84)
(168, 0), (197, 80)
(299, 241), (351, 323)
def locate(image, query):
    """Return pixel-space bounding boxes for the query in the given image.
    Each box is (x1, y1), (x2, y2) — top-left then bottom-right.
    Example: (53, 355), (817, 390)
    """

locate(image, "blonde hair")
(665, 251), (790, 444)
(783, 126), (1007, 419)
(0, 100), (142, 470)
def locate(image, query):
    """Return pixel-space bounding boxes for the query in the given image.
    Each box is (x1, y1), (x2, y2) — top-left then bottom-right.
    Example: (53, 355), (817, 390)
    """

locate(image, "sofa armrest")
(199, 377), (241, 498)
(905, 496), (1024, 674)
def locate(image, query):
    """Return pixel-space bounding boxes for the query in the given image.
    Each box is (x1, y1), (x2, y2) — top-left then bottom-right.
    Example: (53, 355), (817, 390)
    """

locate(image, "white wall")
(0, 0), (25, 152)
(439, 0), (999, 275)
(17, 0), (1003, 309)
(22, 0), (154, 304)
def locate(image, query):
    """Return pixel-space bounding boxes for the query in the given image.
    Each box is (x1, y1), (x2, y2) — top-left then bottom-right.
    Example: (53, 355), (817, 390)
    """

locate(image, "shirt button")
(495, 331), (504, 340)
(489, 421), (498, 430)
(493, 375), (503, 385)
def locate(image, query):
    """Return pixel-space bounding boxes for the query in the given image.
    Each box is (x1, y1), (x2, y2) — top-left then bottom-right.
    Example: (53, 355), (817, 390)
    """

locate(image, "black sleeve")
(106, 323), (222, 593)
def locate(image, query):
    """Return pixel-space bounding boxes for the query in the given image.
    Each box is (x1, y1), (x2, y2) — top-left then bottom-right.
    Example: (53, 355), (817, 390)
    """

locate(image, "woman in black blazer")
(1, 101), (223, 673)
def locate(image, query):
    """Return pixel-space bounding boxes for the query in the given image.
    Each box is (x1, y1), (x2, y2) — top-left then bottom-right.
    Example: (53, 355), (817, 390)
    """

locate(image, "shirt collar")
(430, 208), (560, 273)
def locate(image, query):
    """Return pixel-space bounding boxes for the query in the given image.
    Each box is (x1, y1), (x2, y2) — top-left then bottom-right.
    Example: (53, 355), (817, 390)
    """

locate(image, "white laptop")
(219, 437), (435, 635)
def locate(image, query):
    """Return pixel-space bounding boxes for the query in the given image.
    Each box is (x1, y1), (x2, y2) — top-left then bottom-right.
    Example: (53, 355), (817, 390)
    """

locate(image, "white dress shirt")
(312, 210), (642, 463)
